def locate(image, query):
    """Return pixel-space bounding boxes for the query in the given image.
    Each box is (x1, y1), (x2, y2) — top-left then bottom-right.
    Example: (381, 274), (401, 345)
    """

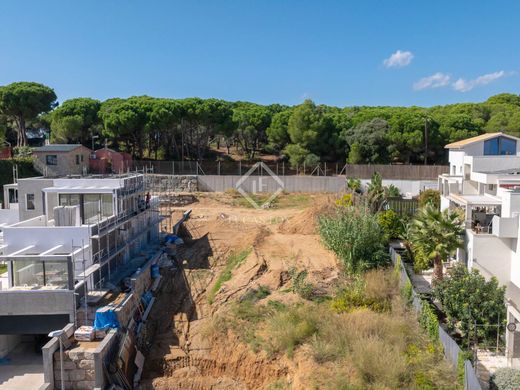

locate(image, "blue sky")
(0, 1), (519, 107)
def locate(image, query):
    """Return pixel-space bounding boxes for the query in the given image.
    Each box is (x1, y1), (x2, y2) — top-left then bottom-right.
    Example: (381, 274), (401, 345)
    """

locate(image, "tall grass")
(208, 248), (251, 304)
(211, 268), (459, 388)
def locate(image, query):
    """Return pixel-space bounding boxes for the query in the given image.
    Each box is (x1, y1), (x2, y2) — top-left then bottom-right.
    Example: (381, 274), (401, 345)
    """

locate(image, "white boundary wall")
(197, 175), (437, 196)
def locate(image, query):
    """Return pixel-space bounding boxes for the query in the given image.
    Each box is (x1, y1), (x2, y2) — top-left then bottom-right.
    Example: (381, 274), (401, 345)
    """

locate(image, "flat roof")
(448, 193), (502, 206)
(445, 132), (520, 149)
(43, 185), (119, 194)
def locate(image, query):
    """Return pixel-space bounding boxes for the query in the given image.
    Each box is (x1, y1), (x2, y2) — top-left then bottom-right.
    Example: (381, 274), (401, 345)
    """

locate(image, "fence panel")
(439, 326), (462, 369)
(464, 360), (482, 390)
(389, 247), (482, 390)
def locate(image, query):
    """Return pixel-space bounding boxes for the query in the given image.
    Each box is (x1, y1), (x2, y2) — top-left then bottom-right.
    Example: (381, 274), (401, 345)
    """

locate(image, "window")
(26, 193), (35, 210)
(484, 137), (517, 155)
(59, 194), (80, 207)
(46, 155), (58, 165)
(76, 155), (80, 165)
(80, 154), (84, 162)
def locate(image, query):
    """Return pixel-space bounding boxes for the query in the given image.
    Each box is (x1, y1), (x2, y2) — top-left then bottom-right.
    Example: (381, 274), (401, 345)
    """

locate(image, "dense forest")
(1, 81), (520, 166)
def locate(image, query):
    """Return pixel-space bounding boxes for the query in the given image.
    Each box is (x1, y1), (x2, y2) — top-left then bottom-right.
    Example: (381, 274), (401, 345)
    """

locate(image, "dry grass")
(210, 269), (459, 389)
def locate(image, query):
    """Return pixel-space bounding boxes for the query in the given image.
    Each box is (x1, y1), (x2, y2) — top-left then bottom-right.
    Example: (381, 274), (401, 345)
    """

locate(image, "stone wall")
(146, 174), (198, 193)
(53, 343), (96, 390)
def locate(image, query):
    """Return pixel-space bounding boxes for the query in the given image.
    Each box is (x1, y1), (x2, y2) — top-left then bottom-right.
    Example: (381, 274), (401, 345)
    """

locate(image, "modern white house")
(439, 132), (520, 367)
(0, 173), (160, 357)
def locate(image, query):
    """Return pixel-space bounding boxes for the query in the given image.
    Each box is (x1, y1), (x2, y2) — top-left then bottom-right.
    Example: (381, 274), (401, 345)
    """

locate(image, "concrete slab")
(0, 342), (44, 390)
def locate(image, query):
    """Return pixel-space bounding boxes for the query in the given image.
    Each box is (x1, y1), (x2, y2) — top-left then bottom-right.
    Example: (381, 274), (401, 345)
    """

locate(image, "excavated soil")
(138, 194), (339, 389)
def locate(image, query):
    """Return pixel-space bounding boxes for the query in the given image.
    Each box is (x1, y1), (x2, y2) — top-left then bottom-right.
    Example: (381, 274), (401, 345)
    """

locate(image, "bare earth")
(138, 193), (339, 390)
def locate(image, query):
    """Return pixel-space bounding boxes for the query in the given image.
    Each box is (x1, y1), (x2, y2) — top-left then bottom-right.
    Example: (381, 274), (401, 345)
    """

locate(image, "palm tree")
(410, 203), (464, 282)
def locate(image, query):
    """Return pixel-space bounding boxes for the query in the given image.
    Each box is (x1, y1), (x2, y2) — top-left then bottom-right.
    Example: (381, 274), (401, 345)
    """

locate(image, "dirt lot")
(138, 193), (339, 389)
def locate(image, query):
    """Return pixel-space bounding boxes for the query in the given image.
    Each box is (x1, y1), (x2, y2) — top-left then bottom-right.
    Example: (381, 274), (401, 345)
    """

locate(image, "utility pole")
(424, 117), (429, 165)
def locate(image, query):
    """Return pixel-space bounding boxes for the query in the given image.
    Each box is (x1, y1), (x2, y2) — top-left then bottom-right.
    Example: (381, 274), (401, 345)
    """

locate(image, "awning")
(448, 193), (502, 206)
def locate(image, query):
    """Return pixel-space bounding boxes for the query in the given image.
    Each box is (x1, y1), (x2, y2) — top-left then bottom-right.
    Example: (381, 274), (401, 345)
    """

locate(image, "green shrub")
(490, 368), (520, 390)
(318, 206), (389, 273)
(288, 267), (314, 300)
(264, 304), (320, 357)
(418, 189), (440, 209)
(433, 264), (506, 346)
(331, 269), (397, 313)
(401, 279), (413, 305)
(457, 350), (473, 386)
(377, 209), (405, 239)
(419, 300), (439, 342)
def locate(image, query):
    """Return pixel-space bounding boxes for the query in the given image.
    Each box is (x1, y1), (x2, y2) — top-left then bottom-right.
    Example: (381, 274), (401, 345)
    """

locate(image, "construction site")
(136, 190), (338, 389)
(0, 162), (342, 390)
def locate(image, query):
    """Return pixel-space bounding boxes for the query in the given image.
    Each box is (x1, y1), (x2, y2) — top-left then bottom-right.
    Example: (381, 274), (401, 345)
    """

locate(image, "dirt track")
(138, 193), (338, 389)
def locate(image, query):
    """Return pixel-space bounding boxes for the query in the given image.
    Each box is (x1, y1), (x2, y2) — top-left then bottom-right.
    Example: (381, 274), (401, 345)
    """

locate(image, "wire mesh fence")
(130, 160), (449, 179)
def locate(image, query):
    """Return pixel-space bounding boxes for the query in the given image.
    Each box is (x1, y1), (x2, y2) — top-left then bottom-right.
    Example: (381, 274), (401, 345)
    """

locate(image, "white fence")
(390, 247), (482, 390)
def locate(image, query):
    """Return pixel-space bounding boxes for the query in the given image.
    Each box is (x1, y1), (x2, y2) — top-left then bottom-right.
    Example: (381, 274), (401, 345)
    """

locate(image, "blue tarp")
(93, 308), (119, 330)
(165, 234), (184, 245)
(151, 264), (160, 278)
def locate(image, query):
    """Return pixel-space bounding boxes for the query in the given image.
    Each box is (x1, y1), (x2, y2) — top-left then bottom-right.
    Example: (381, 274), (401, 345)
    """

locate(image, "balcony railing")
(466, 221), (492, 235)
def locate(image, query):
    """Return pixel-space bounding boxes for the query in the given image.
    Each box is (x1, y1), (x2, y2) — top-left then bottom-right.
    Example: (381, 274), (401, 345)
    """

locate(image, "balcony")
(492, 215), (519, 238)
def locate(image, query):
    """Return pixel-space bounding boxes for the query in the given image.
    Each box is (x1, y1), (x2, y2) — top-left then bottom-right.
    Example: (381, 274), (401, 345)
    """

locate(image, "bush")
(331, 269), (398, 313)
(377, 209), (405, 239)
(419, 300), (439, 342)
(490, 368), (520, 390)
(457, 350), (473, 386)
(318, 206), (389, 273)
(264, 304), (320, 357)
(418, 189), (440, 209)
(335, 193), (353, 208)
(433, 264), (506, 345)
(288, 268), (314, 300)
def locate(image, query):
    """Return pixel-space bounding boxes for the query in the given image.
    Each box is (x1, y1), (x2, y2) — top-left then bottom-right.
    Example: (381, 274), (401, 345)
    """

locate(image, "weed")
(208, 248), (251, 304)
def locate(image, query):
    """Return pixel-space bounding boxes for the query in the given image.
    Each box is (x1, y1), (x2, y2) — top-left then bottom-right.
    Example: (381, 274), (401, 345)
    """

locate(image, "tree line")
(1, 81), (520, 165)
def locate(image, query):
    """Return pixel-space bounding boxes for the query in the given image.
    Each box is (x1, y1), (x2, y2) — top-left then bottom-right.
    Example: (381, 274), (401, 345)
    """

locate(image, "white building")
(0, 173), (160, 356)
(439, 132), (520, 367)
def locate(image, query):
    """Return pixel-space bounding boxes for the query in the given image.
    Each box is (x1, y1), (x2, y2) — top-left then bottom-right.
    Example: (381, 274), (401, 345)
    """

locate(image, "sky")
(1, 1), (519, 107)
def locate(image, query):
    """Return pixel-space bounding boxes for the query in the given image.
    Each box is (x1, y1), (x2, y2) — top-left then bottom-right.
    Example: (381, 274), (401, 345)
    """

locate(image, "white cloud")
(452, 71), (508, 92)
(413, 72), (451, 90)
(383, 50), (414, 68)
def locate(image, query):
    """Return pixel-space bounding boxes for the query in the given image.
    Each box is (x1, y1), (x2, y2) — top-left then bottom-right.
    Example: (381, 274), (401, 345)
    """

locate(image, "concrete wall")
(33, 147), (91, 178)
(0, 290), (75, 318)
(467, 231), (512, 286)
(0, 334), (21, 358)
(17, 178), (54, 221)
(197, 175), (437, 196)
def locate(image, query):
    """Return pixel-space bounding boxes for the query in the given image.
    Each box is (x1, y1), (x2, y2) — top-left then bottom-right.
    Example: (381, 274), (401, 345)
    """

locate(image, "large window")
(12, 259), (68, 288)
(46, 155), (58, 165)
(26, 193), (35, 210)
(484, 137), (517, 155)
(59, 194), (80, 207)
